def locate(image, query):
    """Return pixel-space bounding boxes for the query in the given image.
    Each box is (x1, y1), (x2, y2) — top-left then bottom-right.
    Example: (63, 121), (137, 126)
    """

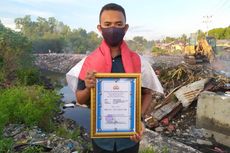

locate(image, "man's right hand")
(76, 70), (96, 105)
(85, 70), (96, 89)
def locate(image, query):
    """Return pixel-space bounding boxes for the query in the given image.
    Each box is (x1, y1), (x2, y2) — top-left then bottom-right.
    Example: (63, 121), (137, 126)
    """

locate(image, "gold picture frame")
(90, 73), (141, 138)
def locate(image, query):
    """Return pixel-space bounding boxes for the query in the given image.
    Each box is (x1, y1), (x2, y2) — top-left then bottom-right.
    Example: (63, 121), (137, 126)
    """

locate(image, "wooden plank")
(151, 101), (181, 121)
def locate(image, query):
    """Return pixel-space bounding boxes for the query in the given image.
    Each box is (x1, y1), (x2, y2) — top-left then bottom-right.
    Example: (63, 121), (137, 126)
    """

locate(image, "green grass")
(21, 146), (43, 153)
(55, 125), (81, 140)
(140, 146), (156, 153)
(140, 146), (169, 153)
(0, 138), (14, 153)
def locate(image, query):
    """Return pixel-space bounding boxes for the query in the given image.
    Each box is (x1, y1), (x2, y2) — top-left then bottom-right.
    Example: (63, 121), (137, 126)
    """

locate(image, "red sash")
(79, 40), (141, 80)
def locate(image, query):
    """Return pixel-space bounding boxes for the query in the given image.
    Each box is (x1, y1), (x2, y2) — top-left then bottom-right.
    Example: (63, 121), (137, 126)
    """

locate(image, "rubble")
(144, 62), (230, 152)
(141, 129), (202, 153)
(3, 116), (92, 153)
(34, 54), (84, 73)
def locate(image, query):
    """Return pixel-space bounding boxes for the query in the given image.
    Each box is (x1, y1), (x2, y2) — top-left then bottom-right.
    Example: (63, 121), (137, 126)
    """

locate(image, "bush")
(0, 70), (5, 85)
(16, 68), (41, 85)
(0, 86), (60, 135)
(0, 138), (13, 153)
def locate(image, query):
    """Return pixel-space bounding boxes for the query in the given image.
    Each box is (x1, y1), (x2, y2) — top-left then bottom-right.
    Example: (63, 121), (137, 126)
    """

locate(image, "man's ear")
(97, 25), (102, 33)
(125, 24), (129, 33)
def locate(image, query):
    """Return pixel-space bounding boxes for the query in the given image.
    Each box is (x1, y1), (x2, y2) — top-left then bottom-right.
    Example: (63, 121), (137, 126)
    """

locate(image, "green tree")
(208, 27), (230, 39)
(87, 31), (102, 51)
(179, 34), (187, 43)
(0, 23), (32, 83)
(15, 15), (37, 39)
(15, 16), (101, 53)
(224, 26), (230, 39)
(164, 37), (176, 43)
(197, 29), (206, 39)
(127, 36), (147, 53)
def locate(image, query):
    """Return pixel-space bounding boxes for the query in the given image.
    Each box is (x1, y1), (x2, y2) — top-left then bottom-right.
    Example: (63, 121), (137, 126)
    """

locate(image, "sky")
(0, 0), (230, 40)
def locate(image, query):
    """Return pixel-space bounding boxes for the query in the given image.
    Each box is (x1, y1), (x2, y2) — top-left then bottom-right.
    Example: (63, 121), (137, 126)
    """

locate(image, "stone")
(141, 129), (202, 153)
(155, 127), (164, 132)
(182, 132), (189, 136)
(161, 117), (169, 126)
(190, 126), (209, 138)
(167, 124), (176, 132)
(196, 139), (213, 146)
(185, 129), (190, 133)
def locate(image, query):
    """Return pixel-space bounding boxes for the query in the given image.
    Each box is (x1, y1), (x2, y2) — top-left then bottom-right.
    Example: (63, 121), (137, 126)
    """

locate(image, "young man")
(66, 3), (163, 153)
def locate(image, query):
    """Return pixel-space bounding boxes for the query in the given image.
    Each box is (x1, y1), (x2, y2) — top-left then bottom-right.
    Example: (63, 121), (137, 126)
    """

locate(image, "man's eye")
(116, 23), (124, 27)
(104, 23), (111, 27)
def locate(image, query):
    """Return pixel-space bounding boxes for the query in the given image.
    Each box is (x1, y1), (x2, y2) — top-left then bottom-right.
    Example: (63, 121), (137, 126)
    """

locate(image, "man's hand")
(85, 70), (96, 89)
(130, 122), (145, 143)
(76, 70), (96, 105)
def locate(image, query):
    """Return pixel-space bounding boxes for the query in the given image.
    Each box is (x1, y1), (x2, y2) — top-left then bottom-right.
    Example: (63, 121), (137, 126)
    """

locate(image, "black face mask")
(101, 27), (126, 47)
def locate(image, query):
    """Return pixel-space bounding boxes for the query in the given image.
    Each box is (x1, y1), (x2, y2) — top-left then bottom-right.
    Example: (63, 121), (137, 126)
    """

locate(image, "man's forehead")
(100, 10), (125, 23)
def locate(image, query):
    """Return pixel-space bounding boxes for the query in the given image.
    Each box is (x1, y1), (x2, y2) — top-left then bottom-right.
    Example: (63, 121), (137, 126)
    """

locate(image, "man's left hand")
(130, 122), (145, 143)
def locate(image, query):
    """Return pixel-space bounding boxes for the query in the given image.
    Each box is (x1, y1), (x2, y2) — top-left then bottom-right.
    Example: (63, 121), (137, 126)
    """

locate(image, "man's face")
(97, 10), (128, 31)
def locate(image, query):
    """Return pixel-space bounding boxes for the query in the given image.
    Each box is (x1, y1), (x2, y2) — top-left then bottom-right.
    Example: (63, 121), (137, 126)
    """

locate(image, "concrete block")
(196, 91), (230, 147)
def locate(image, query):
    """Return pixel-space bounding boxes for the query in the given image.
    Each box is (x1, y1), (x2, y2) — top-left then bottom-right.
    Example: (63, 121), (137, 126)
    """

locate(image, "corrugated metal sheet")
(174, 78), (210, 107)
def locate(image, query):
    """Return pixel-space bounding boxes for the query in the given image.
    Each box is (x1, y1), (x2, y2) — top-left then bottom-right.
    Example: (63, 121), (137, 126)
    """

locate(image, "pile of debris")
(3, 115), (92, 153)
(144, 63), (230, 152)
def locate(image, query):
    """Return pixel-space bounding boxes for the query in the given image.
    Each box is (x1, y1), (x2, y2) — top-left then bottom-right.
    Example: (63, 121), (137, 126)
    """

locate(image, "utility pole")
(203, 15), (212, 36)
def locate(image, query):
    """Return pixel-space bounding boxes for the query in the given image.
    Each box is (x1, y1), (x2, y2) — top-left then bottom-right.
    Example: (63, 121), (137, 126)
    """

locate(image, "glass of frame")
(90, 73), (141, 138)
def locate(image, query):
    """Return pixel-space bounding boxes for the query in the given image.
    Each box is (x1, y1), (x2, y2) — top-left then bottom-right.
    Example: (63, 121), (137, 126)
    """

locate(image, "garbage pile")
(144, 63), (230, 152)
(3, 115), (92, 153)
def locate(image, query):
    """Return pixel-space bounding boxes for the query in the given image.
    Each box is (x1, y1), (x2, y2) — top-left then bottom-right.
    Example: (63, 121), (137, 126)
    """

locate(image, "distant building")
(155, 41), (185, 52)
(217, 39), (230, 47)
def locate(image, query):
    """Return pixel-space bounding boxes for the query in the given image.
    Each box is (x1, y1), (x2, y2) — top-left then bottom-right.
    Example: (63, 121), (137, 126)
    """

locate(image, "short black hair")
(99, 3), (126, 23)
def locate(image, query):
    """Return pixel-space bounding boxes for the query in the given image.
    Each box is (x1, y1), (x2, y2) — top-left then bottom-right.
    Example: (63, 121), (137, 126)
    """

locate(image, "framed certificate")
(90, 73), (141, 138)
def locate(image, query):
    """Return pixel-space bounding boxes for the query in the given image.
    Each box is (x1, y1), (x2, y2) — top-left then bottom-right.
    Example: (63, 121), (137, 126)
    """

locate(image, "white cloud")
(21, 9), (54, 18)
(0, 3), (54, 18)
(12, 0), (76, 4)
(0, 17), (18, 30)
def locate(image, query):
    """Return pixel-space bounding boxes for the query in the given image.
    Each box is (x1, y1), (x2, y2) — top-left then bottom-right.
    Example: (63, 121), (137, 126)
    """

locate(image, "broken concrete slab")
(141, 129), (202, 153)
(196, 91), (230, 147)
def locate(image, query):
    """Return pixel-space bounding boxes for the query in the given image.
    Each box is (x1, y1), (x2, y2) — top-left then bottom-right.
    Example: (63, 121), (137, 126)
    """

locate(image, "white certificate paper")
(96, 78), (136, 133)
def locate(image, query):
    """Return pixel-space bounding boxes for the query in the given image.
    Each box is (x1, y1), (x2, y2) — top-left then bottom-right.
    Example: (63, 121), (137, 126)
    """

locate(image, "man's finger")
(130, 136), (135, 142)
(130, 134), (139, 143)
(87, 70), (96, 76)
